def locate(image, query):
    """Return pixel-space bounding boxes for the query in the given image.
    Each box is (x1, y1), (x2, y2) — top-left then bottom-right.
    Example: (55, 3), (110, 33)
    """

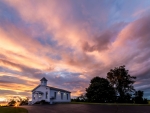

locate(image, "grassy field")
(0, 107), (28, 113)
(71, 102), (150, 106)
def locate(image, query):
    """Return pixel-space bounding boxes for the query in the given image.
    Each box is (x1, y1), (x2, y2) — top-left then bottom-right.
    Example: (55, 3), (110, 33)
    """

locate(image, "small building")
(32, 77), (71, 104)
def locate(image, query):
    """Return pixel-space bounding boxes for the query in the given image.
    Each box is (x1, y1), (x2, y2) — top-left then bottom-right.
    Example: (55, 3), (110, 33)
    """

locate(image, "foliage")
(133, 90), (148, 104)
(34, 100), (49, 105)
(143, 98), (148, 104)
(71, 98), (81, 102)
(116, 93), (133, 103)
(78, 94), (87, 102)
(148, 100), (150, 104)
(71, 94), (87, 102)
(107, 65), (136, 102)
(8, 100), (16, 106)
(84, 65), (148, 104)
(8, 96), (29, 106)
(86, 77), (116, 103)
(20, 97), (29, 105)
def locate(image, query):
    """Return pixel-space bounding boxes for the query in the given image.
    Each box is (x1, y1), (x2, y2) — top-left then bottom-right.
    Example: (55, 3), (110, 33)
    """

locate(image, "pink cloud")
(1, 0), (150, 98)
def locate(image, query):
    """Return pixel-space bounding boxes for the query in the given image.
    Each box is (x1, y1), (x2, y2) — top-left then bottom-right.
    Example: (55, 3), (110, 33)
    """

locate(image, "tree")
(107, 65), (136, 102)
(20, 97), (29, 105)
(133, 90), (148, 104)
(86, 76), (116, 103)
(134, 90), (143, 104)
(8, 99), (16, 106)
(78, 94), (87, 102)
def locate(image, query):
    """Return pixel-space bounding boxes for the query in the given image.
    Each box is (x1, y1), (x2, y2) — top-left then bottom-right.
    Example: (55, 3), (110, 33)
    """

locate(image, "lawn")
(71, 102), (150, 106)
(0, 107), (28, 113)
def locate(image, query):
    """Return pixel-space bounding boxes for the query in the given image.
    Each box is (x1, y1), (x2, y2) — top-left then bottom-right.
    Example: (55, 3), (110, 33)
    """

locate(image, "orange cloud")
(0, 22), (56, 72)
(0, 82), (32, 92)
(1, 0), (150, 99)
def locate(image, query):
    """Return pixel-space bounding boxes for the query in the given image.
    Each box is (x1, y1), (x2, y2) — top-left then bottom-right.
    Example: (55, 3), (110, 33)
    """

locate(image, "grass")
(70, 102), (150, 106)
(0, 107), (28, 113)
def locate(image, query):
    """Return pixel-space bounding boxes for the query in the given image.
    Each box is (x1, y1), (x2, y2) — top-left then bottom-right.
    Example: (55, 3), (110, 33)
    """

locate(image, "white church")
(32, 77), (71, 104)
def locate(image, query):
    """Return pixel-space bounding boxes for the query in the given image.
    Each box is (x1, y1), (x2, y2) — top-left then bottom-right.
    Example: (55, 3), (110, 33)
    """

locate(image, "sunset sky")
(0, 0), (150, 100)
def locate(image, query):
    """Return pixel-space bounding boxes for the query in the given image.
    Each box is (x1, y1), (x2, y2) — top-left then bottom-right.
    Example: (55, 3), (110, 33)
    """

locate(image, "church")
(32, 77), (71, 104)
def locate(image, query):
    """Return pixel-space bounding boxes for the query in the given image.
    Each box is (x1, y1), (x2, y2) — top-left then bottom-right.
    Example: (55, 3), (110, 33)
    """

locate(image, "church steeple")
(40, 77), (47, 86)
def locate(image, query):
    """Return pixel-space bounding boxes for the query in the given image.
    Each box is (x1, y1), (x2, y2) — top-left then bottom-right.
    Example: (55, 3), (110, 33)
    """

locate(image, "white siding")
(32, 85), (71, 104)
(50, 89), (71, 102)
(32, 86), (50, 103)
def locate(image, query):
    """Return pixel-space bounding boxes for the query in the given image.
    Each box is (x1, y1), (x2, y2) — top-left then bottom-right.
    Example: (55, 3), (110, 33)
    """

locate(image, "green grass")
(70, 102), (150, 106)
(0, 107), (28, 113)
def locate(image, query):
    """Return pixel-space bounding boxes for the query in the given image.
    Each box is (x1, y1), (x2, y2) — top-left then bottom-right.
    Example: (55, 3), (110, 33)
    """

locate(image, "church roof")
(32, 85), (71, 93)
(48, 86), (71, 93)
(40, 77), (47, 81)
(32, 77), (71, 93)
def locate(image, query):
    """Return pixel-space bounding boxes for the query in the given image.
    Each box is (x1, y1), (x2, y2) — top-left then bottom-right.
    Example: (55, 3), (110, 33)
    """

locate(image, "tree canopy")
(107, 65), (136, 100)
(80, 65), (148, 104)
(86, 76), (116, 103)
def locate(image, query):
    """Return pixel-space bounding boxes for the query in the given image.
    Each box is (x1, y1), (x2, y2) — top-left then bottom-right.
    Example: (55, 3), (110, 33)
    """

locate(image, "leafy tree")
(86, 76), (116, 103)
(143, 98), (148, 104)
(133, 90), (148, 104)
(118, 93), (133, 103)
(135, 90), (143, 98)
(20, 97), (29, 105)
(107, 65), (136, 102)
(134, 90), (143, 104)
(8, 99), (16, 106)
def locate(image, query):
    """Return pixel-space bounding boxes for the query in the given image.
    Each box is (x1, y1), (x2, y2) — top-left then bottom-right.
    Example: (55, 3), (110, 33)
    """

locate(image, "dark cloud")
(0, 0), (150, 99)
(81, 22), (126, 52)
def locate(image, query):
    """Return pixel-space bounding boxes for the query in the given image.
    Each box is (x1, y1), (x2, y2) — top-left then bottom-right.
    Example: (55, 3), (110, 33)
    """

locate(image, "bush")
(34, 100), (49, 105)
(143, 98), (148, 104)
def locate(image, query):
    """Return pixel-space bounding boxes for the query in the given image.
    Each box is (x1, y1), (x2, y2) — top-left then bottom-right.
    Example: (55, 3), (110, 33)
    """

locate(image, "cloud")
(0, 0), (150, 98)
(0, 21), (56, 71)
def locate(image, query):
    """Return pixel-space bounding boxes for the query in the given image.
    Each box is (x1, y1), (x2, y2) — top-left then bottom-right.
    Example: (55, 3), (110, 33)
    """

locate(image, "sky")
(0, 0), (150, 100)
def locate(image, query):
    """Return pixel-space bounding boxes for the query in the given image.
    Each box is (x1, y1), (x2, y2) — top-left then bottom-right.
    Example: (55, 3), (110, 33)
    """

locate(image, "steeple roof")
(40, 77), (47, 81)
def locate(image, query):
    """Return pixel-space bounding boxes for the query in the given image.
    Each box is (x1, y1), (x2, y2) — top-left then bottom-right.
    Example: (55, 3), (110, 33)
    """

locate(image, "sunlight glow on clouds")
(0, 0), (150, 98)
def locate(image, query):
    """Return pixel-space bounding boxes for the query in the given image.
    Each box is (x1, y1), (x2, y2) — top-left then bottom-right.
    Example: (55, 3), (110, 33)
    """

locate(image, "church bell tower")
(40, 77), (47, 86)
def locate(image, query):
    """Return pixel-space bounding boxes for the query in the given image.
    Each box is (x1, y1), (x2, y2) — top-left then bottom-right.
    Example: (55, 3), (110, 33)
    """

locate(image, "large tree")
(86, 76), (116, 103)
(107, 65), (136, 102)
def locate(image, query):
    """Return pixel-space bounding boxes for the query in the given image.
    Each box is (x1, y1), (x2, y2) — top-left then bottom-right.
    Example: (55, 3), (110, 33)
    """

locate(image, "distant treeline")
(72, 66), (148, 104)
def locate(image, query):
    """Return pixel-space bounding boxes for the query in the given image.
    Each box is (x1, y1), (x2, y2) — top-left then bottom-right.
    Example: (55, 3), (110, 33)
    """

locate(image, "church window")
(67, 94), (68, 100)
(54, 92), (57, 99)
(61, 93), (63, 100)
(34, 94), (35, 99)
(46, 92), (48, 99)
